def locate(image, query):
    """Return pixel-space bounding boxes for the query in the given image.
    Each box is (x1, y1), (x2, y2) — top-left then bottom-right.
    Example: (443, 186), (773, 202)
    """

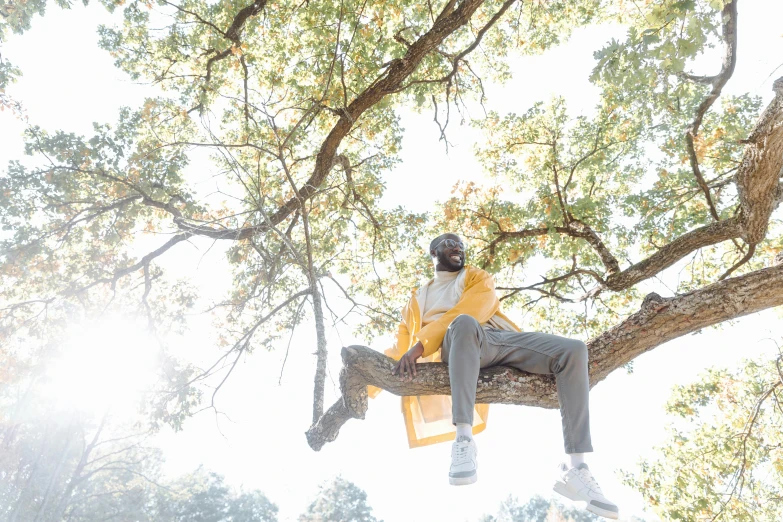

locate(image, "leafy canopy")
(0, 0), (781, 454)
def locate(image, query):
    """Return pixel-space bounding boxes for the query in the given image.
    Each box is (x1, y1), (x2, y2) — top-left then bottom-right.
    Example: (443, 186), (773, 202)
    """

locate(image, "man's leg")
(442, 323), (592, 452)
(441, 314), (490, 427)
(440, 314), (494, 486)
(482, 330), (591, 453)
(483, 329), (618, 519)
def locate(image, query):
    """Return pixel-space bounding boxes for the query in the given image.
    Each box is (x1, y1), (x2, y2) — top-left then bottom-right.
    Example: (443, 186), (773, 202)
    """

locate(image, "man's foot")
(449, 436), (477, 485)
(553, 463), (619, 519)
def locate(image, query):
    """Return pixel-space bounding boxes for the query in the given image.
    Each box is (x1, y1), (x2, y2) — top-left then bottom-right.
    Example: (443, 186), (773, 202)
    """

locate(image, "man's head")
(430, 233), (465, 272)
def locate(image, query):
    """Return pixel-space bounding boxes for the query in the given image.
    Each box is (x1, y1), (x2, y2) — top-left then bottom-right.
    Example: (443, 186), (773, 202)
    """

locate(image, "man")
(389, 233), (619, 520)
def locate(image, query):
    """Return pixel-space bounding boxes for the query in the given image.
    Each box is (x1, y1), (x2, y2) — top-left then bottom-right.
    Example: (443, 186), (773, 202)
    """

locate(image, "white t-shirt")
(417, 268), (518, 332)
(421, 269), (462, 326)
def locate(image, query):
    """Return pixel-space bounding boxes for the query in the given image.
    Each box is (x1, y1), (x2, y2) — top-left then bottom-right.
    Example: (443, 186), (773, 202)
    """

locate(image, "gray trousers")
(441, 314), (593, 454)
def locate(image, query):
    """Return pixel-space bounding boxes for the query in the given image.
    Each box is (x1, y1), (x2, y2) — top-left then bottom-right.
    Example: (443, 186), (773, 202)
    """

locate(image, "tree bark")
(306, 262), (783, 450)
(736, 80), (783, 244)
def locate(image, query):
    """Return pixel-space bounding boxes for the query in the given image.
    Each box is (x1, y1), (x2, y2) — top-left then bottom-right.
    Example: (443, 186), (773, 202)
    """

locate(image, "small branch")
(566, 218), (620, 275)
(182, 288), (311, 389)
(485, 220), (618, 277)
(60, 234), (191, 298)
(718, 243), (756, 280)
(431, 95), (452, 151)
(685, 133), (721, 221)
(160, 1), (228, 38)
(683, 0), (738, 221)
(497, 258), (604, 303)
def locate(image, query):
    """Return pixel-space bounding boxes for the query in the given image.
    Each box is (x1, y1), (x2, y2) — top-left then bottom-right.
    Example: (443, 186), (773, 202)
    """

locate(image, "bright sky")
(2, 3), (783, 521)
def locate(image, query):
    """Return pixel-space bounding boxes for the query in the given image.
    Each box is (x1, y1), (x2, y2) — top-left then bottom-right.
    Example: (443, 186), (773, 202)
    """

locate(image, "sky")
(2, 2), (783, 521)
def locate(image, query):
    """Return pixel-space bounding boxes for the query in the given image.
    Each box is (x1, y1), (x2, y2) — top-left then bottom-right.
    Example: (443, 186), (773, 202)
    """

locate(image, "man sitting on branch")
(388, 233), (619, 520)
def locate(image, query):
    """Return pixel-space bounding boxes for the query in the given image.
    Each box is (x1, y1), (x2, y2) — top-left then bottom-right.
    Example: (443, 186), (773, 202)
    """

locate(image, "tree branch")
(566, 218), (620, 275)
(485, 220), (620, 278)
(62, 233), (192, 297)
(683, 0), (738, 221)
(735, 77), (783, 245)
(604, 216), (743, 290)
(400, 0), (518, 91)
(486, 84), (782, 293)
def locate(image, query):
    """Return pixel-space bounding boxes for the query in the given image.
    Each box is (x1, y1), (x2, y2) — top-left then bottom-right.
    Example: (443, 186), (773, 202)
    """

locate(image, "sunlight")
(43, 317), (160, 416)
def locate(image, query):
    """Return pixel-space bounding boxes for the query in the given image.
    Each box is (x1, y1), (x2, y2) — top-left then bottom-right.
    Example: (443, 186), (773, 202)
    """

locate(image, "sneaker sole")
(449, 472), (477, 486)
(553, 481), (618, 520)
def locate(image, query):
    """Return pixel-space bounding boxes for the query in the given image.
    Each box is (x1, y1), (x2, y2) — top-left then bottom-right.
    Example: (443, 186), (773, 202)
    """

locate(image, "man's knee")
(449, 314), (480, 334)
(443, 315), (481, 363)
(559, 339), (588, 371)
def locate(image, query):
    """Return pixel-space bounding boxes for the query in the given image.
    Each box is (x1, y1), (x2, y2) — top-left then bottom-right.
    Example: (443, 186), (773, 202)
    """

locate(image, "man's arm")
(388, 310), (412, 359)
(389, 300), (421, 380)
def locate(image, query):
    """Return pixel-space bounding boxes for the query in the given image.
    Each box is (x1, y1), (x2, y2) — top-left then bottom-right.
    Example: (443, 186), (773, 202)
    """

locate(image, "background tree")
(622, 351), (783, 522)
(298, 476), (380, 522)
(479, 494), (649, 522)
(0, 0), (781, 473)
(0, 371), (162, 521)
(0, 363), (277, 522)
(152, 468), (279, 522)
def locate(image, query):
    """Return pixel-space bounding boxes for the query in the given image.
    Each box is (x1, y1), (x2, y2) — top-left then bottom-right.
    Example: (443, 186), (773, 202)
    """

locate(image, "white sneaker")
(449, 436), (477, 485)
(553, 462), (619, 519)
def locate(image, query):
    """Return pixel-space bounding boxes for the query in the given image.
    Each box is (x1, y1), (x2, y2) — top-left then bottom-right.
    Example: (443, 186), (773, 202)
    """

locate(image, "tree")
(0, 365), (277, 522)
(152, 468), (279, 522)
(0, 413), (278, 522)
(0, 0), (781, 450)
(622, 352), (783, 522)
(480, 495), (648, 522)
(0, 388), (163, 521)
(298, 476), (380, 522)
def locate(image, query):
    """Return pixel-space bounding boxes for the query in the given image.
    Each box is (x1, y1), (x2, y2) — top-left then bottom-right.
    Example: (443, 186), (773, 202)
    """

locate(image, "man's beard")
(437, 250), (464, 271)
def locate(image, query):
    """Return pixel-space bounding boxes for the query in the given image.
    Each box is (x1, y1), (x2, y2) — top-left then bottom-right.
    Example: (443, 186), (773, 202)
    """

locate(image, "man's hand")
(392, 341), (425, 381)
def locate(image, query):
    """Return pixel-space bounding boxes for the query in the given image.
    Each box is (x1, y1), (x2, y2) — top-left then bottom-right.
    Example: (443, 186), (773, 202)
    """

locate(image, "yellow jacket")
(371, 265), (520, 448)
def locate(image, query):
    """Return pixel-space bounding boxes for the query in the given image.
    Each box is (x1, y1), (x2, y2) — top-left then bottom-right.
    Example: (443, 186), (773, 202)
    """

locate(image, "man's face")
(432, 234), (465, 272)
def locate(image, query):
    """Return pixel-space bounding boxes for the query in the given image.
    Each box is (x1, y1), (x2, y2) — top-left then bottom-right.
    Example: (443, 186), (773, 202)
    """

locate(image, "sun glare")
(43, 317), (159, 416)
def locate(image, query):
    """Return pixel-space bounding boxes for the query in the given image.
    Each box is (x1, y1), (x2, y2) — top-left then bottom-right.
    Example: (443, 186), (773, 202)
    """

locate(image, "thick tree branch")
(160, 0), (269, 88)
(589, 262), (783, 382)
(224, 0), (267, 43)
(735, 77), (783, 244)
(400, 0), (518, 91)
(306, 260), (783, 450)
(261, 0), (490, 232)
